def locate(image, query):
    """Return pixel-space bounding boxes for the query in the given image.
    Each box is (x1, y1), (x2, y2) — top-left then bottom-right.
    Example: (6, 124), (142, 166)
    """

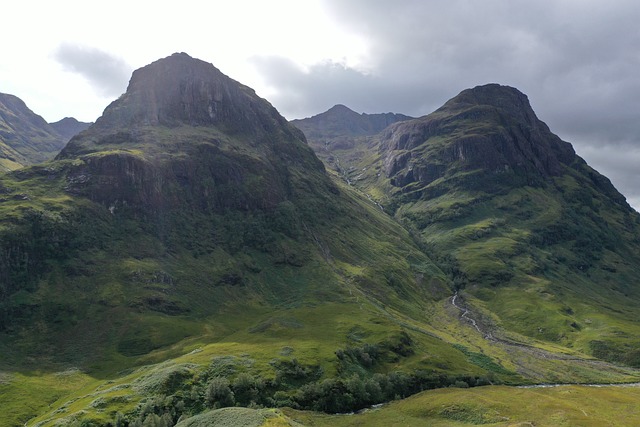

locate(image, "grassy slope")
(0, 95), (66, 170)
(287, 384), (640, 426)
(391, 165), (640, 364)
(2, 99), (640, 425)
(0, 142), (487, 425)
(2, 168), (639, 426)
(308, 97), (640, 368)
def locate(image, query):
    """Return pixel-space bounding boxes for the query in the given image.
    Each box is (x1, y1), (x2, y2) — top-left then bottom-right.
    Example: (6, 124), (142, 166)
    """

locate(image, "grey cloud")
(54, 43), (132, 97)
(251, 56), (446, 119)
(577, 143), (640, 212)
(253, 0), (640, 210)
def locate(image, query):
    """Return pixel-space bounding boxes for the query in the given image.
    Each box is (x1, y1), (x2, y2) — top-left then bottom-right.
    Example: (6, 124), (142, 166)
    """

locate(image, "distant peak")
(170, 52), (192, 58)
(327, 104), (356, 113)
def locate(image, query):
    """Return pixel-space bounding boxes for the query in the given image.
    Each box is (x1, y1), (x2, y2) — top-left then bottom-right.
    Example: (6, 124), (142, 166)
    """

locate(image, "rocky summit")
(380, 84), (577, 190)
(70, 52), (299, 140)
(56, 52), (330, 213)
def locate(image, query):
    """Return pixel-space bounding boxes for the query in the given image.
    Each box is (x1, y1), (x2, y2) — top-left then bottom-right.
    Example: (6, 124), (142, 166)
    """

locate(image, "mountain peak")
(55, 53), (328, 212)
(439, 83), (539, 127)
(86, 53), (293, 137)
(292, 104), (413, 141)
(326, 104), (358, 115)
(381, 84), (577, 189)
(60, 53), (304, 159)
(49, 117), (92, 141)
(452, 83), (526, 102)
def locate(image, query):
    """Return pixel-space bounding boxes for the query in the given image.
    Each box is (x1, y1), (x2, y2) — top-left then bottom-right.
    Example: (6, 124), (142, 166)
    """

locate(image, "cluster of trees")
(102, 353), (498, 426)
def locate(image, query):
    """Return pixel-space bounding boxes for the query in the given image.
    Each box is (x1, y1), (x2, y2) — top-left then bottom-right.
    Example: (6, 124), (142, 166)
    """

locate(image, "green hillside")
(297, 84), (640, 369)
(0, 54), (487, 427)
(288, 383), (640, 426)
(0, 93), (67, 171)
(1, 58), (640, 426)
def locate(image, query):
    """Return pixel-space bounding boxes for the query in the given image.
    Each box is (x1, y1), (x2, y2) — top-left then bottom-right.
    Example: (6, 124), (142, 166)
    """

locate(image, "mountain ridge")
(0, 92), (68, 171)
(301, 83), (640, 368)
(2, 57), (640, 426)
(291, 104), (413, 183)
(49, 117), (92, 141)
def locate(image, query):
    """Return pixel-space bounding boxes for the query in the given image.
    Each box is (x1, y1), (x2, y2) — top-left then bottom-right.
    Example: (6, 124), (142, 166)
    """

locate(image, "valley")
(0, 54), (639, 426)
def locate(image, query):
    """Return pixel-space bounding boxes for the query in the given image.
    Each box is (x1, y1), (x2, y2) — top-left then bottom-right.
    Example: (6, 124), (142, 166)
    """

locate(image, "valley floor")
(285, 383), (640, 426)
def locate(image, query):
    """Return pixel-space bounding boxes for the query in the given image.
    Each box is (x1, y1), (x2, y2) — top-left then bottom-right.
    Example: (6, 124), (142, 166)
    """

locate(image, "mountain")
(292, 104), (413, 140)
(0, 54), (473, 426)
(0, 93), (67, 171)
(291, 105), (412, 181)
(306, 83), (640, 367)
(2, 59), (640, 426)
(49, 117), (92, 141)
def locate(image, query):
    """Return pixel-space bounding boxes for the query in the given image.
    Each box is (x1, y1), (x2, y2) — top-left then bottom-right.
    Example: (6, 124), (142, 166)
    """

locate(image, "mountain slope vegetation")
(297, 83), (640, 368)
(0, 54), (498, 427)
(1, 58), (639, 426)
(0, 93), (68, 171)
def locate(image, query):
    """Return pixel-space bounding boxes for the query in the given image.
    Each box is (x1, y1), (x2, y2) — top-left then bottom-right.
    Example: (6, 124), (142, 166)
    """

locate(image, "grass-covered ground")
(287, 384), (640, 426)
(3, 88), (640, 425)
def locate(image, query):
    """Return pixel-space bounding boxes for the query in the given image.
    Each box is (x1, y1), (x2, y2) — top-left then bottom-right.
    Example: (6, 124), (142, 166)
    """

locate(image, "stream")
(450, 291), (640, 389)
(451, 291), (492, 339)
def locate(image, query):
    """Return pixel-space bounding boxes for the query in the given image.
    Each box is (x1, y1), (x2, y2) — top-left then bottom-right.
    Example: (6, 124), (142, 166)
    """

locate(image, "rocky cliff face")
(65, 52), (303, 146)
(381, 84), (577, 189)
(57, 53), (330, 213)
(0, 93), (67, 170)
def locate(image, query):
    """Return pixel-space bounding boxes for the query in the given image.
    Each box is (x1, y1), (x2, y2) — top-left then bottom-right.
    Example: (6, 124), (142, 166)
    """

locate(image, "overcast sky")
(2, 0), (639, 210)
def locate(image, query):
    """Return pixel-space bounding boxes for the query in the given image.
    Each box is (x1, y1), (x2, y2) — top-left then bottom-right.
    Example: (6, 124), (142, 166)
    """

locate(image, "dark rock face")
(0, 93), (67, 168)
(49, 117), (92, 141)
(380, 84), (576, 189)
(57, 53), (330, 213)
(71, 52), (302, 144)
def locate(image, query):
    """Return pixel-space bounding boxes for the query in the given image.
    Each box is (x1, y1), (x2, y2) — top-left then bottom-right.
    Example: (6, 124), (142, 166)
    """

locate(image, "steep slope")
(49, 117), (91, 141)
(0, 54), (499, 426)
(323, 84), (640, 366)
(2, 53), (443, 361)
(3, 61), (639, 426)
(0, 93), (67, 171)
(292, 105), (412, 182)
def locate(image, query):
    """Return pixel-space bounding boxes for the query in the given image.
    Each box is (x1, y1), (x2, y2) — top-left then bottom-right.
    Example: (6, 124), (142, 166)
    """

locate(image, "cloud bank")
(54, 43), (132, 98)
(253, 0), (640, 209)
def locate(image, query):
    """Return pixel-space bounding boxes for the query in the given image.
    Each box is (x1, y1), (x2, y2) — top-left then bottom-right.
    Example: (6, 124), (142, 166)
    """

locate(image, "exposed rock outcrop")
(57, 53), (331, 213)
(380, 84), (577, 189)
